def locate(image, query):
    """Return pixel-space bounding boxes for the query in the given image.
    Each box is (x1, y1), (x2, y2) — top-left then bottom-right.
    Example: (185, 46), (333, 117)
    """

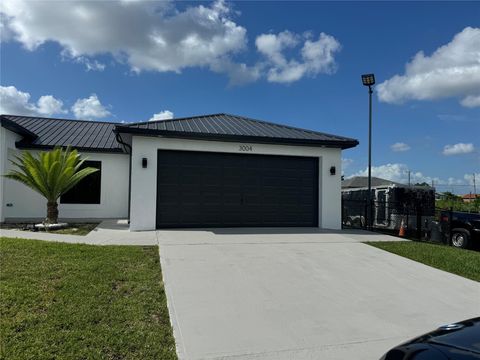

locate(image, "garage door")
(156, 150), (319, 228)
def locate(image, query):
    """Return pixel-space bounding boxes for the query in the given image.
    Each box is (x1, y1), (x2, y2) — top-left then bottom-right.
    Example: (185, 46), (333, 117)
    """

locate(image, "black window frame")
(60, 160), (102, 205)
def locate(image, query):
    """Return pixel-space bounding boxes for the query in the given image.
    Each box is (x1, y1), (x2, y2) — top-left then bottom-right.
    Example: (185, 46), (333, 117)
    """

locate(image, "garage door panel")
(156, 150), (318, 228)
(203, 194), (222, 204)
(222, 211), (245, 224)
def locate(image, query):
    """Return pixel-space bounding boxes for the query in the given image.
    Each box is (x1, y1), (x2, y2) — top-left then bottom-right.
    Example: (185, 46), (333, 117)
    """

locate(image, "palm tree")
(4, 147), (99, 224)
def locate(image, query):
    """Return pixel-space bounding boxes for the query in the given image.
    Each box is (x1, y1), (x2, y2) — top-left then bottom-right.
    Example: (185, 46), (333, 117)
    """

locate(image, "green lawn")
(0, 237), (177, 360)
(368, 241), (480, 282)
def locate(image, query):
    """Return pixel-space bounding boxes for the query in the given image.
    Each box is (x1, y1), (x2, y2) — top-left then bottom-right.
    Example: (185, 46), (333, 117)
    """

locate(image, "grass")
(0, 237), (177, 360)
(368, 241), (480, 282)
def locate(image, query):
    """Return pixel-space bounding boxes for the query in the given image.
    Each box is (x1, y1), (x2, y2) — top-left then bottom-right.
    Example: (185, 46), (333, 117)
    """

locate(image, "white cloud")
(348, 164), (478, 190)
(0, 0), (251, 82)
(391, 142), (411, 152)
(464, 173), (480, 185)
(1, 0), (342, 85)
(255, 31), (341, 83)
(349, 163), (431, 184)
(377, 27), (480, 107)
(342, 158), (353, 169)
(71, 94), (111, 119)
(75, 57), (106, 72)
(36, 95), (66, 115)
(149, 110), (174, 121)
(209, 58), (261, 86)
(460, 94), (480, 108)
(442, 143), (475, 156)
(0, 85), (66, 116)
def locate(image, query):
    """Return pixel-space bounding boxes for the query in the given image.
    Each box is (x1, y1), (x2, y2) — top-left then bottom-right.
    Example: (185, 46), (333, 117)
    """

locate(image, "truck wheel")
(451, 229), (470, 249)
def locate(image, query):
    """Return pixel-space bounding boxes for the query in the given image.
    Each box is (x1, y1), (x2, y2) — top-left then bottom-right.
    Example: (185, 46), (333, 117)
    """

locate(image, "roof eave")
(115, 126), (359, 150)
(0, 115), (38, 141)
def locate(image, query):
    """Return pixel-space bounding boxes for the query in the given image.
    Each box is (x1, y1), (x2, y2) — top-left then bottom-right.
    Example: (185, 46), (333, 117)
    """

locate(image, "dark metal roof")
(1, 113), (359, 152)
(1, 115), (123, 153)
(116, 113), (359, 149)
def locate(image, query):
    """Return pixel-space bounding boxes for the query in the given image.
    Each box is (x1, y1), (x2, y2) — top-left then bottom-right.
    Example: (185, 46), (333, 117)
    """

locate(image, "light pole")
(361, 73), (375, 230)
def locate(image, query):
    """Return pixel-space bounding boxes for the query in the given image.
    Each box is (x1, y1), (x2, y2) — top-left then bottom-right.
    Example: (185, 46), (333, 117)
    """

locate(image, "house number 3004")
(239, 145), (253, 152)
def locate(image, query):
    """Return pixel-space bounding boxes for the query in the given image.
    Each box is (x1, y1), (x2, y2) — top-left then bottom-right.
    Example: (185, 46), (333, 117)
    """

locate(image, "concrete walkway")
(157, 228), (480, 360)
(0, 219), (157, 245)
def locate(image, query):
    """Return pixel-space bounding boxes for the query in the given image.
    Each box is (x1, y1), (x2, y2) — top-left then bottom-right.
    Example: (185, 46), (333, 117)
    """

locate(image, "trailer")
(341, 180), (435, 231)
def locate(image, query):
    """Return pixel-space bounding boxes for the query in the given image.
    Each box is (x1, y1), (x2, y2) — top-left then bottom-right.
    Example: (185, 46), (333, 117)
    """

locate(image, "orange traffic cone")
(399, 219), (406, 237)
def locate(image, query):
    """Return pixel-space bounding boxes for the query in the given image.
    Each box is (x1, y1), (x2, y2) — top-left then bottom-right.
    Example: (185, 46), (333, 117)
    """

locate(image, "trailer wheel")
(451, 229), (470, 249)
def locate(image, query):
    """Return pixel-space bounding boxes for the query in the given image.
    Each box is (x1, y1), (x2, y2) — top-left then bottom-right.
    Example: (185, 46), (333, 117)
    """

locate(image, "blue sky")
(1, 1), (479, 193)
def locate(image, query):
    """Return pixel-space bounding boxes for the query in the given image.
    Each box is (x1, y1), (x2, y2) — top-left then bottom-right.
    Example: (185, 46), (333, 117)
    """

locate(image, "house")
(435, 192), (448, 201)
(1, 114), (358, 231)
(341, 176), (402, 189)
(462, 193), (479, 203)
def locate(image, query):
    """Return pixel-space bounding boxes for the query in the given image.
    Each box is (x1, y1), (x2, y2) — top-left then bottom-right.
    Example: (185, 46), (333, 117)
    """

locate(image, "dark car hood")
(417, 318), (480, 355)
(381, 318), (480, 360)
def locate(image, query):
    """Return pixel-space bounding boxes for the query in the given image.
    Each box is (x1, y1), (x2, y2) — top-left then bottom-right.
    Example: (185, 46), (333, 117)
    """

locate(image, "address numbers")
(238, 145), (253, 152)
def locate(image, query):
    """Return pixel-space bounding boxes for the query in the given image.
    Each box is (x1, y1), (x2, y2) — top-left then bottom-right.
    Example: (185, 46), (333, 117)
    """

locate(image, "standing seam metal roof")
(116, 113), (358, 148)
(1, 115), (123, 152)
(1, 113), (359, 151)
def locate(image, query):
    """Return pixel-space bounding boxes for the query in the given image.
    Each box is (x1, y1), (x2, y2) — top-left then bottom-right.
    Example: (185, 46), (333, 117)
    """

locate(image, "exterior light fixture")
(361, 73), (375, 230)
(330, 166), (336, 176)
(142, 158), (148, 168)
(361, 73), (375, 87)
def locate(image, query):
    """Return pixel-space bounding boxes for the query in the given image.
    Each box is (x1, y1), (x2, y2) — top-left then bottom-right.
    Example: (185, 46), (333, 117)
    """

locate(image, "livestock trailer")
(342, 183), (435, 231)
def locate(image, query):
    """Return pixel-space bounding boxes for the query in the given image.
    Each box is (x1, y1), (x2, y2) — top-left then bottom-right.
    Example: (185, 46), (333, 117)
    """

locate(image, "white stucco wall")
(0, 128), (130, 221)
(130, 135), (342, 231)
(0, 126), (8, 222)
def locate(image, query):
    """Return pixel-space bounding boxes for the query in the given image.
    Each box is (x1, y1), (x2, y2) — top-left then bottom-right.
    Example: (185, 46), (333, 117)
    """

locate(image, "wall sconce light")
(330, 166), (336, 175)
(142, 158), (148, 168)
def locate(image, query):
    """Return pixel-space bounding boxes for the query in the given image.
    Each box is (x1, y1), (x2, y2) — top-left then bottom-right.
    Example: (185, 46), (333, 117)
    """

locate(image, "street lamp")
(361, 73), (375, 230)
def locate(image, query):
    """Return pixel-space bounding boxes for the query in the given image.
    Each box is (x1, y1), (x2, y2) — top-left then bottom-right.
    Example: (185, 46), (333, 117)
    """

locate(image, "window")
(60, 161), (101, 204)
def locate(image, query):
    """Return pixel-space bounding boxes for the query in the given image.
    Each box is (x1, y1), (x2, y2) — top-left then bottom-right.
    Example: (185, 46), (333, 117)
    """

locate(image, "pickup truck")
(439, 210), (480, 249)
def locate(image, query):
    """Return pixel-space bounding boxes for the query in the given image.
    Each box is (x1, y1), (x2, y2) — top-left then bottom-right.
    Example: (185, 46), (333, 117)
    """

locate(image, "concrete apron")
(157, 229), (480, 360)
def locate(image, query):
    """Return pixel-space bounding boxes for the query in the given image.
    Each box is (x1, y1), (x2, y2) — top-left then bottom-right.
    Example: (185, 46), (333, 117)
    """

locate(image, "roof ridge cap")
(223, 113), (357, 141)
(127, 113), (227, 127)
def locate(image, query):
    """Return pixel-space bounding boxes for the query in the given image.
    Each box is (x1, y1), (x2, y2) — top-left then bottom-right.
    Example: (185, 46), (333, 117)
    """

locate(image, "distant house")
(342, 176), (401, 189)
(462, 194), (479, 203)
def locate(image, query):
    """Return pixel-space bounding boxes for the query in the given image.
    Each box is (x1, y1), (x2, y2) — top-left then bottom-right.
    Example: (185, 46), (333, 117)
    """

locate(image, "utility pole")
(474, 173), (477, 197)
(408, 171), (411, 186)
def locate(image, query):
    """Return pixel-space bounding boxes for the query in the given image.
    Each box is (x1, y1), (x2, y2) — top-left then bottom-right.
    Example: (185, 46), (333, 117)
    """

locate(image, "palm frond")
(3, 147), (99, 203)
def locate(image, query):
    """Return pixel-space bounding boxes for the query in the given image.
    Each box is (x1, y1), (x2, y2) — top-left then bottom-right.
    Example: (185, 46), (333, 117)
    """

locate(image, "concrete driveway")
(157, 229), (480, 360)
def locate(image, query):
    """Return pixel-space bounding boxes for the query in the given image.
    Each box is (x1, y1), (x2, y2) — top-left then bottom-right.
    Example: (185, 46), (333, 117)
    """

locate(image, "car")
(380, 317), (480, 359)
(439, 211), (480, 249)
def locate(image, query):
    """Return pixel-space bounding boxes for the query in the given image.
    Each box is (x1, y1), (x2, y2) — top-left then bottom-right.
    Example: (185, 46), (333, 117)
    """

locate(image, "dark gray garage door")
(156, 150), (319, 228)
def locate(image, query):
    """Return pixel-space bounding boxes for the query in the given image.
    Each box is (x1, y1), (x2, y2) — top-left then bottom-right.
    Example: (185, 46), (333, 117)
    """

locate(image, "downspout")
(115, 132), (132, 223)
